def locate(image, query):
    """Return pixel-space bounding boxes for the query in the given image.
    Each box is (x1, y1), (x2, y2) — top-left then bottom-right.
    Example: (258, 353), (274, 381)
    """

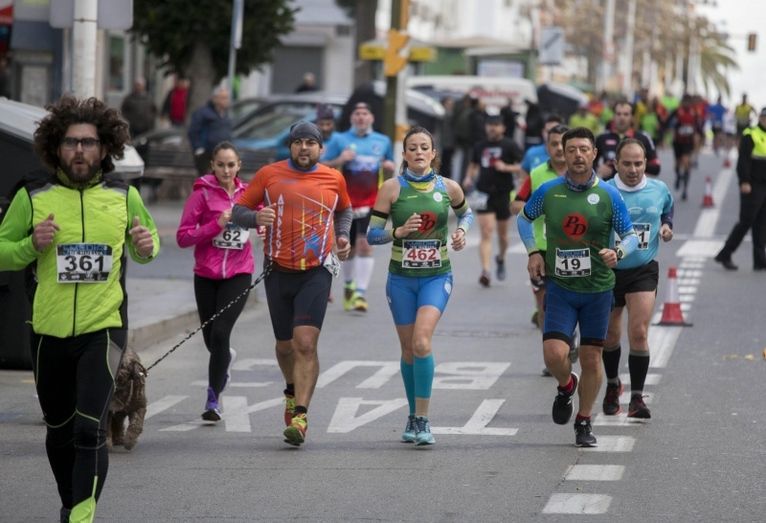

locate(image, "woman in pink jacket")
(177, 141), (254, 422)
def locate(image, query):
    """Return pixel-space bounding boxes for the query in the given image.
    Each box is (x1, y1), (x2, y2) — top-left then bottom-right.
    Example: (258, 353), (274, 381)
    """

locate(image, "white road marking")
(327, 397), (409, 433)
(619, 391), (654, 404)
(432, 362), (511, 390)
(542, 494), (611, 514)
(432, 399), (518, 436)
(619, 373), (661, 386)
(582, 435), (635, 452)
(648, 326), (682, 368)
(676, 239), (724, 258)
(145, 395), (187, 420)
(160, 396), (283, 432)
(191, 380), (273, 388)
(564, 464), (625, 481)
(592, 413), (648, 426)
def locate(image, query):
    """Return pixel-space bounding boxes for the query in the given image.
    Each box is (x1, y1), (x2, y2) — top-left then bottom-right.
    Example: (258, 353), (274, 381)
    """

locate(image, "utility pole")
(622, 0), (636, 97)
(598, 0), (616, 93)
(72, 0), (98, 97)
(383, 0), (410, 160)
(227, 0), (244, 99)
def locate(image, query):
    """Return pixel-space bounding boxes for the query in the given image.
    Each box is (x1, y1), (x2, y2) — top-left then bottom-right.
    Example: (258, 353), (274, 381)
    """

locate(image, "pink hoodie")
(176, 174), (255, 280)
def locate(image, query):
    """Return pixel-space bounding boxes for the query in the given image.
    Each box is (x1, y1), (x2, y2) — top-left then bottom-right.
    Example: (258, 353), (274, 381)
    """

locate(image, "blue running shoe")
(201, 387), (221, 422)
(401, 415), (417, 443)
(414, 416), (435, 446)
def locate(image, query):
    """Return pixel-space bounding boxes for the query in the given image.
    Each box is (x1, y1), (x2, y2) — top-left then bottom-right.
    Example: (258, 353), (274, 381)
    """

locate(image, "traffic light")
(747, 32), (757, 52)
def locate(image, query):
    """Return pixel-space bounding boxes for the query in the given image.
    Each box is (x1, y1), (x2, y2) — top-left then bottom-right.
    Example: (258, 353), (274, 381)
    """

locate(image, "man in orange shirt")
(233, 121), (352, 446)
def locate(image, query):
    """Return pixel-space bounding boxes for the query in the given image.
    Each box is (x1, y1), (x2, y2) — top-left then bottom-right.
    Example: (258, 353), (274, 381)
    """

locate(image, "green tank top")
(388, 176), (452, 277)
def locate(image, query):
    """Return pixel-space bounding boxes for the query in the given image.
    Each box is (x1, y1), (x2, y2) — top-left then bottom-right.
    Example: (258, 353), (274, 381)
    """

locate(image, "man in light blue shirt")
(602, 137), (674, 421)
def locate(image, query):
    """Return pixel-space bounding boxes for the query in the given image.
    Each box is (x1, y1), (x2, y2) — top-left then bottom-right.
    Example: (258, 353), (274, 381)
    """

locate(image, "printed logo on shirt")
(562, 212), (589, 240)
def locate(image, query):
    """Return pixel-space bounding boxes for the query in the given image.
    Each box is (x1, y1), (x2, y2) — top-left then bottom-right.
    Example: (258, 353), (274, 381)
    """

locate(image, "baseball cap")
(316, 104), (335, 121)
(288, 121), (323, 145)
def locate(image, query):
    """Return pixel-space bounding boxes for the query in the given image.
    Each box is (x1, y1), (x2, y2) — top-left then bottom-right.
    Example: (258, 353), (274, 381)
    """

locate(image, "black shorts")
(475, 191), (511, 220)
(612, 260), (659, 308)
(264, 266), (332, 340)
(350, 212), (372, 248)
(672, 140), (694, 158)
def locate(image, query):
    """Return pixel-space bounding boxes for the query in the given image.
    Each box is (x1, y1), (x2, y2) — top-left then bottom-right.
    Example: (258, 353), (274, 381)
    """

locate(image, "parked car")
(136, 88), (445, 184)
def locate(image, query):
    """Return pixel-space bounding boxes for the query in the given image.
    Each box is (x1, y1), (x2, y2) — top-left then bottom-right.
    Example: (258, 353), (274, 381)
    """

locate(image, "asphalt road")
(1, 148), (764, 522)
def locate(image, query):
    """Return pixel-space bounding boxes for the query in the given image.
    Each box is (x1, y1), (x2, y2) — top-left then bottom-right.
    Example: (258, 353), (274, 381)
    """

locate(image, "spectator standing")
(295, 72), (318, 93)
(188, 86), (232, 176)
(120, 78), (156, 139)
(161, 76), (191, 127)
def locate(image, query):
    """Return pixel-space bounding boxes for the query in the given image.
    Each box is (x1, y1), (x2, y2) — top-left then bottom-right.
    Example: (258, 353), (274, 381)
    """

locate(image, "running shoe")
(602, 380), (623, 416)
(479, 271), (490, 287)
(283, 394), (296, 427)
(541, 367), (552, 377)
(353, 294), (368, 312)
(201, 387), (222, 422)
(283, 413), (307, 446)
(531, 310), (539, 326)
(628, 394), (652, 419)
(552, 372), (578, 425)
(414, 416), (435, 446)
(574, 418), (597, 447)
(401, 415), (417, 443)
(343, 282), (356, 311)
(495, 256), (506, 281)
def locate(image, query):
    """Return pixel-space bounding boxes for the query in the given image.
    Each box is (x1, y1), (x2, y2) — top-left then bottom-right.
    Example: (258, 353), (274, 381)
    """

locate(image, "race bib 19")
(402, 239), (442, 269)
(213, 223), (249, 250)
(57, 243), (113, 283)
(554, 247), (591, 277)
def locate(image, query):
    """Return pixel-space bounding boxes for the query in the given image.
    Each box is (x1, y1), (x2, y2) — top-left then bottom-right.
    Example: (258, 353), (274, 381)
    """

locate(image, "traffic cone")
(701, 177), (714, 208)
(655, 267), (693, 326)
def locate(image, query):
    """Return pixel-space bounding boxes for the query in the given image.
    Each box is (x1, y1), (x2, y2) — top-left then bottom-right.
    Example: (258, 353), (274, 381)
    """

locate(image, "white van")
(406, 75), (537, 115)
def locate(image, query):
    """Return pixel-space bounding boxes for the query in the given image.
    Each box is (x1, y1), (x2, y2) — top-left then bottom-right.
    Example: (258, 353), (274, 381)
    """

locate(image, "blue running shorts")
(385, 272), (453, 326)
(542, 280), (613, 347)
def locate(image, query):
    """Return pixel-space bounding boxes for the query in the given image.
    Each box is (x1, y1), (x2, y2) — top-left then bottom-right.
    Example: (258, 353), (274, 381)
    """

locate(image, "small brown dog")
(108, 348), (147, 451)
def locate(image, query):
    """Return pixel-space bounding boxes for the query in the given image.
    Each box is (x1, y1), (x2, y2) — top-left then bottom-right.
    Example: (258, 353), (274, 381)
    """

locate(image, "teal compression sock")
(400, 359), (415, 414)
(413, 354), (435, 400)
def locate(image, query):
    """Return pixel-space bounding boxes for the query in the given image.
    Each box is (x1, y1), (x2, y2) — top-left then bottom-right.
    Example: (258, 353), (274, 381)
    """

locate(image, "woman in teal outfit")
(367, 127), (473, 446)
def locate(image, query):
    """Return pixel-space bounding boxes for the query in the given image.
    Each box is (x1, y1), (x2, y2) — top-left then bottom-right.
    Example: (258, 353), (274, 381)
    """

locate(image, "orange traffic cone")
(655, 267), (692, 326)
(701, 177), (714, 208)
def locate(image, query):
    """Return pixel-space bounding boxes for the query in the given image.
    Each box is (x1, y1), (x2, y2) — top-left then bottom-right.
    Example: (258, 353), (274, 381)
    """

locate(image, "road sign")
(539, 26), (565, 65)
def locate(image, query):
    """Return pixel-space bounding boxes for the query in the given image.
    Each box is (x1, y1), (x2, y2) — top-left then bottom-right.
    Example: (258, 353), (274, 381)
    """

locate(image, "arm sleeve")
(334, 206), (352, 240)
(366, 210), (392, 245)
(126, 186), (160, 263)
(452, 198), (474, 233)
(517, 212), (538, 253)
(232, 204), (259, 229)
(610, 190), (638, 259)
(176, 191), (223, 248)
(661, 186), (674, 228)
(0, 189), (38, 271)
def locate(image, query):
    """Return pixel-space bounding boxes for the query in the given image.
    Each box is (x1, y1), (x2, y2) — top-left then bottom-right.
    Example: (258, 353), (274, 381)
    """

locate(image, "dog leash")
(144, 262), (272, 372)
